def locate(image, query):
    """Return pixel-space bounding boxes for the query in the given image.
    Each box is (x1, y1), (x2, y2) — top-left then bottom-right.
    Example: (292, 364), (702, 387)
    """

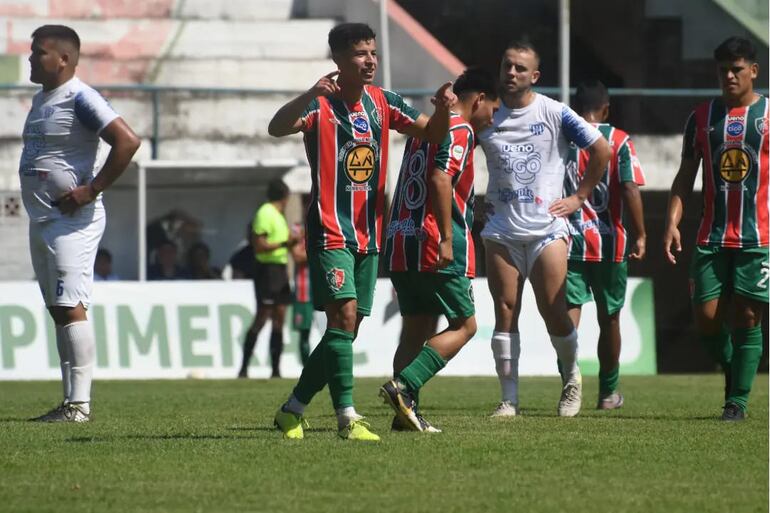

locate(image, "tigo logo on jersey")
(326, 268), (345, 292)
(726, 120), (744, 137)
(352, 117), (369, 134)
(719, 147), (751, 182)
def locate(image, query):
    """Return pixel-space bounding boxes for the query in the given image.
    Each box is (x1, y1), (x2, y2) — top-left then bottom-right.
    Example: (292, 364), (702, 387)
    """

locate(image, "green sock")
(323, 328), (355, 409)
(702, 324), (733, 373)
(598, 366), (619, 397)
(293, 333), (329, 405)
(398, 345), (446, 394)
(727, 326), (763, 412)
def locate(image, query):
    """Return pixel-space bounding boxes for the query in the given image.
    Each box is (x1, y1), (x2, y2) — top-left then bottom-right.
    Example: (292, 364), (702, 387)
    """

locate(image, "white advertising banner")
(0, 278), (656, 380)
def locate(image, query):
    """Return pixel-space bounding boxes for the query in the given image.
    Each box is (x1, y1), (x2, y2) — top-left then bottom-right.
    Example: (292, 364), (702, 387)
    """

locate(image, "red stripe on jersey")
(724, 106), (750, 246)
(349, 100), (372, 252)
(368, 86), (391, 253)
(758, 101), (770, 245)
(418, 137), (443, 271)
(296, 264), (310, 302)
(317, 97), (345, 249)
(696, 102), (716, 245)
(610, 130), (627, 261)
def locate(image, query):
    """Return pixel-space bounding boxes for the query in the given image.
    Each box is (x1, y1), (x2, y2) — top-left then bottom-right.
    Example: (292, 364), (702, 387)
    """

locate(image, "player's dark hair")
(453, 67), (498, 100)
(575, 79), (609, 114)
(96, 248), (112, 262)
(267, 178), (290, 202)
(504, 38), (540, 63)
(31, 24), (80, 51)
(714, 36), (757, 62)
(328, 23), (376, 54)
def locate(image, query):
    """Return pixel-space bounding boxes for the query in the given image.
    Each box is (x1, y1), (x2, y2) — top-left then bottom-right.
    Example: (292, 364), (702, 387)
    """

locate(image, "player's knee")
(732, 299), (763, 328)
(48, 304), (86, 326)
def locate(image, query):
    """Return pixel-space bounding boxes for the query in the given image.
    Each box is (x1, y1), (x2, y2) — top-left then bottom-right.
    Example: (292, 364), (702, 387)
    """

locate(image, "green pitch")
(0, 375), (767, 513)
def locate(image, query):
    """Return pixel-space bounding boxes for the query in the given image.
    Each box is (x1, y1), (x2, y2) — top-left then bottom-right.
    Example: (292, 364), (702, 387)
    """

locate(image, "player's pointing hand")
(310, 71), (341, 96)
(432, 81), (457, 110)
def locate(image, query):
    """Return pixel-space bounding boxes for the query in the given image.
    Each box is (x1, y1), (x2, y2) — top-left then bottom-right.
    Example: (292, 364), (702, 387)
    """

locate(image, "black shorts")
(253, 263), (292, 305)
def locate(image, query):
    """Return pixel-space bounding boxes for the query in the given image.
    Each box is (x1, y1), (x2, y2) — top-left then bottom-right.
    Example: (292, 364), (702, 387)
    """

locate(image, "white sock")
(284, 394), (306, 415)
(491, 331), (519, 405)
(550, 329), (579, 382)
(63, 321), (94, 405)
(336, 406), (358, 430)
(55, 325), (71, 404)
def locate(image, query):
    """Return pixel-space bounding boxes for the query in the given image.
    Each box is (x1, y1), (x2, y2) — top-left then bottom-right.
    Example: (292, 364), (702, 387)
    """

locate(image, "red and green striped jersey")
(294, 261), (311, 303)
(682, 96), (769, 248)
(385, 114), (476, 277)
(565, 123), (645, 262)
(300, 86), (420, 253)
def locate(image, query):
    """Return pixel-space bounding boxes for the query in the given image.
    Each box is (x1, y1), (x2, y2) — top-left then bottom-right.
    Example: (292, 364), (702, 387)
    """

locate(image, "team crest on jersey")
(756, 118), (768, 136)
(529, 122), (545, 136)
(326, 268), (345, 292)
(726, 120), (744, 137)
(719, 146), (752, 183)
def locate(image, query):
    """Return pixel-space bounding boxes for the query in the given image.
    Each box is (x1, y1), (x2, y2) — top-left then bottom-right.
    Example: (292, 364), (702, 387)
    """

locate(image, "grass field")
(0, 375), (767, 513)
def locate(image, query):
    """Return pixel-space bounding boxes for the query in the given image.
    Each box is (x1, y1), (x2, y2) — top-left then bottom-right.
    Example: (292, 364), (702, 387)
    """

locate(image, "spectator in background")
(186, 241), (221, 280)
(146, 209), (202, 266)
(147, 240), (186, 280)
(93, 248), (120, 281)
(238, 179), (301, 379)
(227, 223), (259, 280)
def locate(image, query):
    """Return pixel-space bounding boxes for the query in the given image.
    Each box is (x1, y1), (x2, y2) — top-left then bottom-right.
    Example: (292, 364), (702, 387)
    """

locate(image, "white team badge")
(451, 145), (464, 161)
(755, 118), (768, 136)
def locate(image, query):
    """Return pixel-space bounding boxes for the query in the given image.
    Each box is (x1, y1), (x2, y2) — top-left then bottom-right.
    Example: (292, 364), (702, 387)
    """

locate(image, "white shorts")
(482, 224), (569, 279)
(29, 212), (106, 308)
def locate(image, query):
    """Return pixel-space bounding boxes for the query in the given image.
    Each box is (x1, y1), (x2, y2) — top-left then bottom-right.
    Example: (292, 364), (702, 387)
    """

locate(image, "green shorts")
(390, 270), (475, 319)
(292, 301), (314, 331)
(566, 260), (627, 315)
(308, 248), (379, 316)
(690, 245), (769, 304)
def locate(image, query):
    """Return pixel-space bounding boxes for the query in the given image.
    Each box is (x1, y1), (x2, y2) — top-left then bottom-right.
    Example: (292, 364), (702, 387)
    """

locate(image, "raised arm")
(401, 82), (457, 144)
(57, 118), (141, 215)
(268, 71), (340, 137)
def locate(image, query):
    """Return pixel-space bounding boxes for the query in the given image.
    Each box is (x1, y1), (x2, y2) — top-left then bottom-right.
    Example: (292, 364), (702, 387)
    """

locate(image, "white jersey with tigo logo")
(479, 93), (602, 241)
(19, 77), (119, 222)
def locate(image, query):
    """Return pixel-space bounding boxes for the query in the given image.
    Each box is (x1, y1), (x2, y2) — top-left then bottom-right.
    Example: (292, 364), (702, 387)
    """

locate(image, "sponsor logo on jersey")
(387, 218), (426, 241)
(726, 120), (744, 137)
(529, 122), (545, 136)
(43, 106), (56, 119)
(326, 268), (345, 292)
(756, 117), (768, 136)
(498, 187), (534, 203)
(719, 147), (751, 182)
(341, 142), (376, 184)
(451, 144), (465, 161)
(352, 116), (369, 134)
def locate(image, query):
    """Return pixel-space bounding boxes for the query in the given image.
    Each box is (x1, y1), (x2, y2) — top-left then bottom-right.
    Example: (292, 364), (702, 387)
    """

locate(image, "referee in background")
(238, 179), (300, 378)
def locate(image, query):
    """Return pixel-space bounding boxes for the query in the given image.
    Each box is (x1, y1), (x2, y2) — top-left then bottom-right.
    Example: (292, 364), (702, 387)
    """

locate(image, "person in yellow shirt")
(238, 179), (300, 378)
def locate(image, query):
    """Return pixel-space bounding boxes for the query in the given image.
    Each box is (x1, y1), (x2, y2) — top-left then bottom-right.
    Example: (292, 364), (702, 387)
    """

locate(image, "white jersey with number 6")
(479, 93), (601, 241)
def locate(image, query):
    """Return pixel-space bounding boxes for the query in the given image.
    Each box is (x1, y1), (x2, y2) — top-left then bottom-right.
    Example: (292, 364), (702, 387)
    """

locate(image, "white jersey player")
(478, 40), (610, 417)
(22, 25), (140, 422)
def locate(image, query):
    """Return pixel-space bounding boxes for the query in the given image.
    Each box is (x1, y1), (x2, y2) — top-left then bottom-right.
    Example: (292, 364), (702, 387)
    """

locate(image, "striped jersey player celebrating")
(22, 25), (140, 422)
(664, 36), (768, 421)
(564, 80), (647, 410)
(478, 40), (611, 418)
(380, 68), (499, 433)
(268, 23), (456, 441)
